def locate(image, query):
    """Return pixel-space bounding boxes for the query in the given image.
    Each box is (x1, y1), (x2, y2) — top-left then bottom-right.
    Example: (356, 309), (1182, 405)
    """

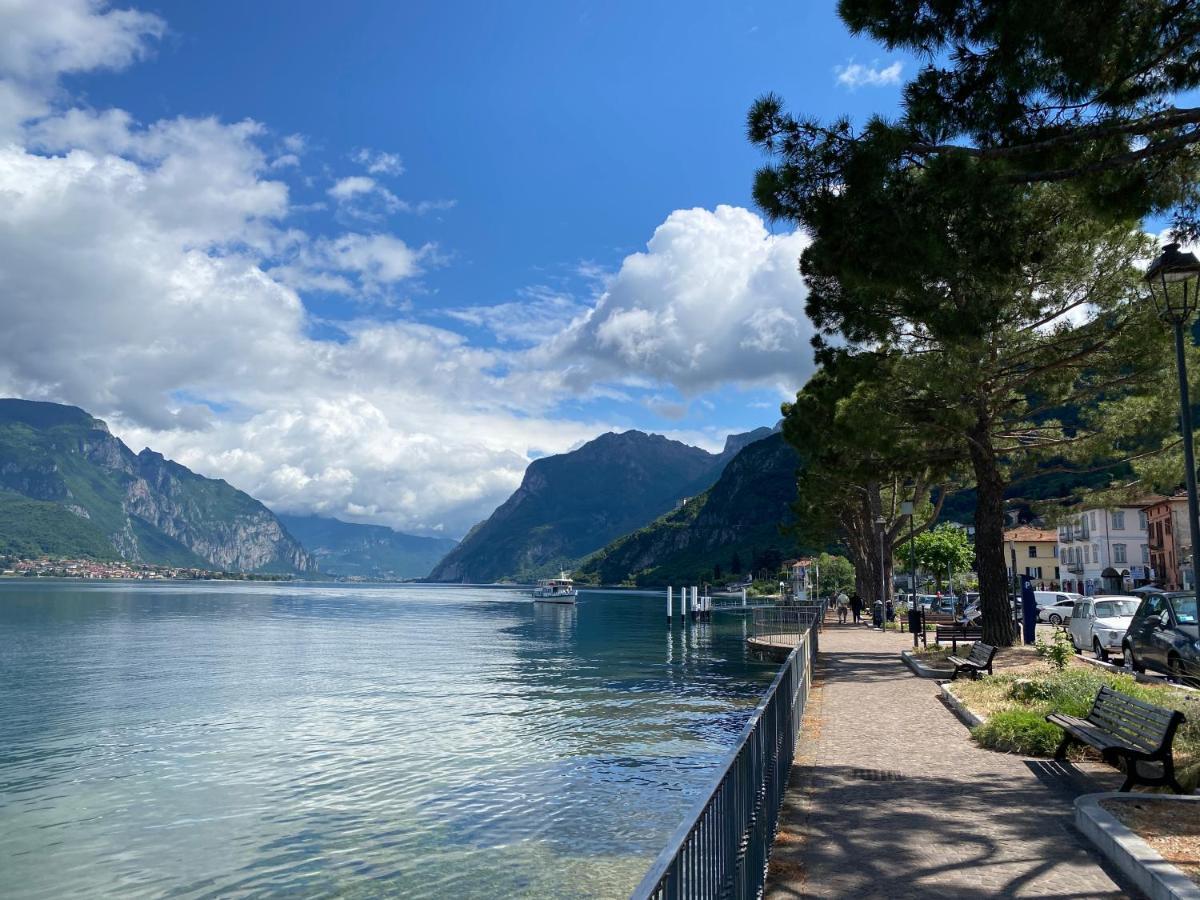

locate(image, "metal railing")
(629, 603), (822, 900)
(748, 604), (826, 645)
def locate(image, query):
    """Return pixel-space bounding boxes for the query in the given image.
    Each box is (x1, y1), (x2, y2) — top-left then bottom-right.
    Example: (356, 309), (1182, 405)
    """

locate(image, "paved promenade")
(765, 623), (1136, 899)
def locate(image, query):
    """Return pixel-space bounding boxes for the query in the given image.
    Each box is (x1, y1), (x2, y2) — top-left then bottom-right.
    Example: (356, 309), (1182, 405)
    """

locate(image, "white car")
(1068, 596), (1140, 661)
(1038, 598), (1078, 625)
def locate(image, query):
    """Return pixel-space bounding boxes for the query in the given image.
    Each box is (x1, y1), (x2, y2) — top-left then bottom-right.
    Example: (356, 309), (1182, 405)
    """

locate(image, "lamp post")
(874, 514), (887, 628)
(901, 500), (919, 645)
(1146, 242), (1200, 598)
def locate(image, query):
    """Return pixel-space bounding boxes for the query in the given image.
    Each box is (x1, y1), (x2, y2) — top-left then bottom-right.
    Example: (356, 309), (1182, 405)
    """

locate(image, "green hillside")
(577, 432), (804, 586)
(427, 430), (728, 583)
(0, 491), (118, 559)
(0, 399), (312, 572)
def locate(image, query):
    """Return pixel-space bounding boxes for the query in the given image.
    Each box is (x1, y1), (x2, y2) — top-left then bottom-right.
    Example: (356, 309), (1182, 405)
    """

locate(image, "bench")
(948, 642), (996, 680)
(935, 624), (984, 652)
(1046, 685), (1187, 793)
(913, 611), (958, 647)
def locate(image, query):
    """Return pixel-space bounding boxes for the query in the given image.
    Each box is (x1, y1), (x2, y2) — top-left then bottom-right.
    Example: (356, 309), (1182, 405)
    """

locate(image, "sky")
(0, 0), (913, 537)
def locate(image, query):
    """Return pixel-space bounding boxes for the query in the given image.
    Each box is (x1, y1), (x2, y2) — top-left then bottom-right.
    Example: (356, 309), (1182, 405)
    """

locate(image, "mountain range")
(426, 426), (779, 583)
(279, 514), (456, 580)
(576, 431), (802, 586)
(0, 399), (312, 572)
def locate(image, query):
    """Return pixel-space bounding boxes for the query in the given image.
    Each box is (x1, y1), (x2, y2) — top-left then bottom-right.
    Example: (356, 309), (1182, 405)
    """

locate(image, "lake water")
(0, 581), (777, 899)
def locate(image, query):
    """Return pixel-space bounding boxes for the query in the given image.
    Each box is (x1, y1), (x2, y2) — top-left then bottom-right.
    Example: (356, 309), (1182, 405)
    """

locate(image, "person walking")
(849, 592), (863, 624)
(836, 590), (849, 624)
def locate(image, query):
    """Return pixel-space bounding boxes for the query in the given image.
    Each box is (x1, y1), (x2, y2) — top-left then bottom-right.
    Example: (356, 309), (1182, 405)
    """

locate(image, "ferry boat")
(532, 572), (577, 603)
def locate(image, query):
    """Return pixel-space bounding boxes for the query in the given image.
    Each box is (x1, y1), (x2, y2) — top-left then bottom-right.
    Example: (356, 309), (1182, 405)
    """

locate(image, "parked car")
(1068, 596), (1140, 661)
(1034, 590), (1082, 610)
(1123, 592), (1200, 684)
(1038, 597), (1079, 625)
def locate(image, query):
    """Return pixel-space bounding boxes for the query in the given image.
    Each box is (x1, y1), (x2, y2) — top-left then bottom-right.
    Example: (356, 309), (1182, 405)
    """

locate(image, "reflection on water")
(0, 582), (776, 899)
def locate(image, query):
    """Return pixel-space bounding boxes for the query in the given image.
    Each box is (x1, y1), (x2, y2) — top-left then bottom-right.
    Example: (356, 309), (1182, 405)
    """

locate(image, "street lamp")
(875, 514), (887, 627)
(901, 499), (919, 646)
(1146, 241), (1200, 597)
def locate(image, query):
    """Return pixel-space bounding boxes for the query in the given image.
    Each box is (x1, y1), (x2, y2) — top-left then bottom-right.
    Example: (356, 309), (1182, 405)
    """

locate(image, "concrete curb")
(901, 649), (954, 679)
(1077, 655), (1200, 693)
(1075, 793), (1200, 900)
(938, 681), (986, 728)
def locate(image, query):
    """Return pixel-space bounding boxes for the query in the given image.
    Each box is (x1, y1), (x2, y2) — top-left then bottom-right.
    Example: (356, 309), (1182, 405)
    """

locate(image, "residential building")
(1056, 502), (1156, 595)
(1003, 527), (1059, 590)
(1145, 493), (1193, 590)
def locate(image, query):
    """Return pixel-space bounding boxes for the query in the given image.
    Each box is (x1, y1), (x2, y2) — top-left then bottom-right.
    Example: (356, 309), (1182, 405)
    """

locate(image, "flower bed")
(953, 666), (1200, 791)
(1100, 797), (1200, 887)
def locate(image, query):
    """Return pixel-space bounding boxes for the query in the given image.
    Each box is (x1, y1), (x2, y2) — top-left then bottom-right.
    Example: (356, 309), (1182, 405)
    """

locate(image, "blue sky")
(0, 0), (912, 535)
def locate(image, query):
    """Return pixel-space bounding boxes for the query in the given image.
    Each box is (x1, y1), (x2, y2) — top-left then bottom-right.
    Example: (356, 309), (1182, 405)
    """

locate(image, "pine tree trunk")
(967, 417), (1016, 647)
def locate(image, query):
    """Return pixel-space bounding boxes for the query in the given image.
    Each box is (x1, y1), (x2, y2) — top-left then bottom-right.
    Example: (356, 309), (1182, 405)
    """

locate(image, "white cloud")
(0, 0), (164, 137)
(835, 59), (903, 90)
(0, 3), (816, 538)
(327, 174), (454, 219)
(353, 148), (404, 176)
(551, 205), (815, 395)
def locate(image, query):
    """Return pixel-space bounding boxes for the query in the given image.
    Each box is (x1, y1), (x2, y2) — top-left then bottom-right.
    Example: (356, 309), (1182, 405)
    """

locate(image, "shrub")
(1035, 629), (1075, 671)
(972, 709), (1063, 756)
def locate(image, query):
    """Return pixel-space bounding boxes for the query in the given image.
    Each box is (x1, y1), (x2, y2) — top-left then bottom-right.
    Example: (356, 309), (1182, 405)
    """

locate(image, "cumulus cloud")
(0, 2), (817, 537)
(835, 59), (903, 89)
(551, 205), (814, 395)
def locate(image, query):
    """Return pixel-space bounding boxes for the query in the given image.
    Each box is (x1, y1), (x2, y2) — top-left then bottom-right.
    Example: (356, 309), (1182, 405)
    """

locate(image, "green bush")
(1035, 630), (1074, 671)
(972, 709), (1063, 756)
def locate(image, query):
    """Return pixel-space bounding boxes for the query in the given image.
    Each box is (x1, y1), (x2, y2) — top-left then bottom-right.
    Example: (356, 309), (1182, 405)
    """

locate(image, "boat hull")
(533, 595), (577, 604)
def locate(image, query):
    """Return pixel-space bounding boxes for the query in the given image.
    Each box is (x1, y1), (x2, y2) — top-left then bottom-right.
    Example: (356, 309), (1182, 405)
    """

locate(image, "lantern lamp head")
(1146, 242), (1200, 323)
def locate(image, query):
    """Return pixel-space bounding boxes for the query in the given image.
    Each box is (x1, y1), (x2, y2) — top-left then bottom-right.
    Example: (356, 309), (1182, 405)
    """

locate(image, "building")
(1004, 527), (1060, 590)
(1145, 493), (1192, 590)
(1057, 503), (1155, 595)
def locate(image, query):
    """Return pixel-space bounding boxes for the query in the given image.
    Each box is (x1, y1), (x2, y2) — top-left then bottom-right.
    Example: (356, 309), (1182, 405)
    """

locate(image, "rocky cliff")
(426, 429), (733, 583)
(576, 432), (803, 586)
(0, 399), (314, 572)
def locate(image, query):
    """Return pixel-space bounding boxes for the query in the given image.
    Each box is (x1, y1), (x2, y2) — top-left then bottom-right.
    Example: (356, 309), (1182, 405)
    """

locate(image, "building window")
(1090, 511), (1097, 530)
(1028, 545), (1037, 558)
(1142, 544), (1149, 564)
(1113, 544), (1127, 564)
(1138, 510), (1148, 531)
(1092, 544), (1100, 563)
(1112, 510), (1125, 530)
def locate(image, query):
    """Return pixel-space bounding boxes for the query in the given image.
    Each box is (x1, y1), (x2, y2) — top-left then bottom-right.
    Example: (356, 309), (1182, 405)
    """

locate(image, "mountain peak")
(0, 398), (108, 433)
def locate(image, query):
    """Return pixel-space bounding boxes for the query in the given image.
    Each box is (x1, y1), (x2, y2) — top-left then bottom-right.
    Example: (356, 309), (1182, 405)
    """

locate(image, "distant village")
(0, 557), (294, 581)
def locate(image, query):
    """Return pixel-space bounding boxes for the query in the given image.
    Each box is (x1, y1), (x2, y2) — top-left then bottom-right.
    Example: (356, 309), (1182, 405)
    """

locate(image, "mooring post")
(666, 586), (673, 623)
(741, 587), (747, 607)
(691, 586), (699, 620)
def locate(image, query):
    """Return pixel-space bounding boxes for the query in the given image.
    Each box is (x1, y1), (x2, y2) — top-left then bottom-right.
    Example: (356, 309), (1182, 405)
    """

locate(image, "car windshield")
(1173, 597), (1198, 624)
(1094, 600), (1138, 618)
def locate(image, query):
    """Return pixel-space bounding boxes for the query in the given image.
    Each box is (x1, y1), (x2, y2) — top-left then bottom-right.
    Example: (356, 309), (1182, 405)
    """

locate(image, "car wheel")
(1049, 613), (1062, 625)
(1124, 642), (1144, 673)
(1093, 638), (1108, 662)
(1168, 656), (1196, 688)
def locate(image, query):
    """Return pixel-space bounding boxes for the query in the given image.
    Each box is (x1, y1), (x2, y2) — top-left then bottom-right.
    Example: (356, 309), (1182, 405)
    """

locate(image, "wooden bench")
(948, 642), (996, 679)
(935, 624), (984, 652)
(913, 611), (958, 647)
(1046, 685), (1187, 793)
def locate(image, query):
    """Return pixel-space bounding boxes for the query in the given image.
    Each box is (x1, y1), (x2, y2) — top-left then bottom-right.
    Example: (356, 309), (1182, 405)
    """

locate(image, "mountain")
(576, 432), (803, 586)
(278, 514), (456, 580)
(0, 399), (313, 572)
(426, 429), (740, 583)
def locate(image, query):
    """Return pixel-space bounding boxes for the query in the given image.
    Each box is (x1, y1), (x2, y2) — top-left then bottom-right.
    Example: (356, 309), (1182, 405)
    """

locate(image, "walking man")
(849, 592), (863, 624)
(836, 590), (849, 624)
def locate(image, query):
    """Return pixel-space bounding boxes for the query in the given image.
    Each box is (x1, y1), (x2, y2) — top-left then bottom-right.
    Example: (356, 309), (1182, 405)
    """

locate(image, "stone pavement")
(764, 622), (1138, 899)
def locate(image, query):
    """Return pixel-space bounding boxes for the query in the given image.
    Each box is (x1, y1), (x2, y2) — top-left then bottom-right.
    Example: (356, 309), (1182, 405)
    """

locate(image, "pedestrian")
(885, 598), (895, 623)
(849, 592), (863, 624)
(836, 590), (849, 623)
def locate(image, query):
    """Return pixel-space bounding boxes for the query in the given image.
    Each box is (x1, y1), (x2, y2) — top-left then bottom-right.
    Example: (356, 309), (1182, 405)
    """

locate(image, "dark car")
(1122, 592), (1200, 684)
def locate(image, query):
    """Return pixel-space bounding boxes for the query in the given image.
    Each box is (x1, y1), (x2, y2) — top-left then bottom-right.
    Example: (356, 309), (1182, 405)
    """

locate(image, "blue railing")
(629, 603), (823, 900)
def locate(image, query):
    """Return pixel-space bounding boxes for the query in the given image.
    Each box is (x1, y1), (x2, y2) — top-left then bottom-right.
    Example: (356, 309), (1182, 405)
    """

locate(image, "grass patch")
(955, 667), (1200, 789)
(911, 645), (953, 664)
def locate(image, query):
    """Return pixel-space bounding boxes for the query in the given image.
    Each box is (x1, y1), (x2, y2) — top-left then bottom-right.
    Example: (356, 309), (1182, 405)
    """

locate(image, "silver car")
(1068, 596), (1140, 661)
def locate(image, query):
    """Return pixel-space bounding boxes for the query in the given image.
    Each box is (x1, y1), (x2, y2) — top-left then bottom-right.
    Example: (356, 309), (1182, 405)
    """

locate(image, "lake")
(0, 581), (777, 898)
